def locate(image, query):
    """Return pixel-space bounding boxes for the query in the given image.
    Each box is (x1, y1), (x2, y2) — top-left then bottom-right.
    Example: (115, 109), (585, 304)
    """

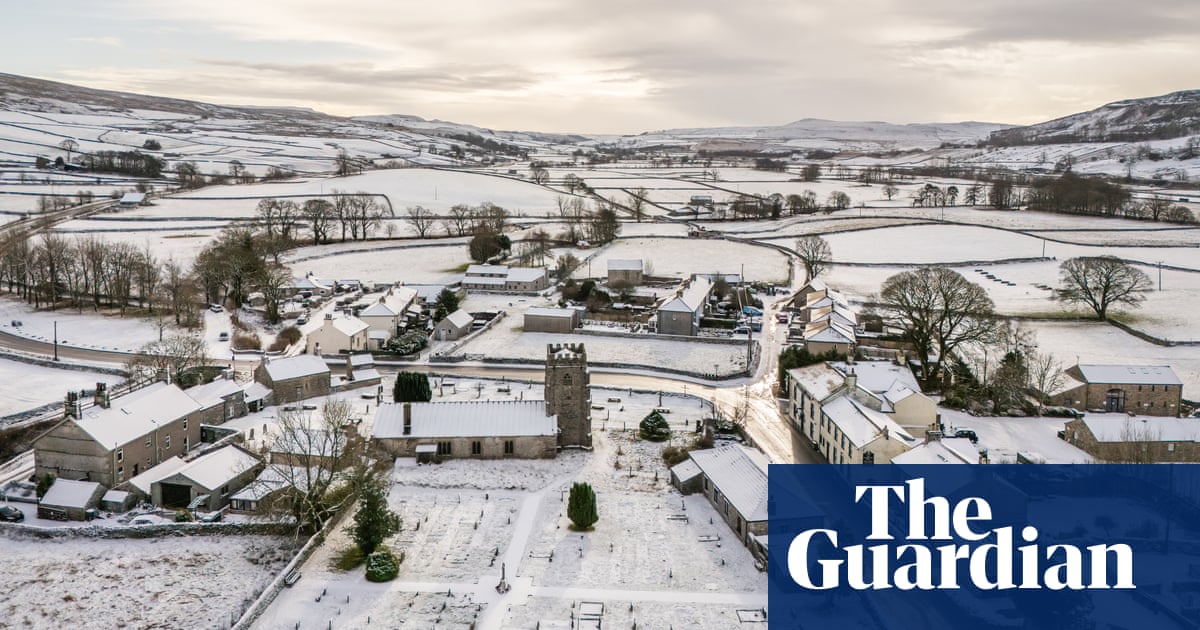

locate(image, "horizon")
(4, 2), (1200, 134)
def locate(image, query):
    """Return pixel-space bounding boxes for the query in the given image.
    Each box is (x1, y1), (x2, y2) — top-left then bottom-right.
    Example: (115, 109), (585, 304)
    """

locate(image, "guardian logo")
(786, 478), (1134, 591)
(767, 465), (1193, 630)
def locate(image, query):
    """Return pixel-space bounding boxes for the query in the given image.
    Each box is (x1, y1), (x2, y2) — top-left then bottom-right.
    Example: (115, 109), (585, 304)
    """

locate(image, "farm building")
(254, 355), (331, 404)
(150, 445), (262, 511)
(671, 444), (768, 554)
(1063, 413), (1200, 462)
(1051, 364), (1183, 416)
(38, 478), (105, 521)
(524, 307), (581, 334)
(607, 259), (644, 286)
(462, 265), (549, 293)
(434, 309), (474, 341)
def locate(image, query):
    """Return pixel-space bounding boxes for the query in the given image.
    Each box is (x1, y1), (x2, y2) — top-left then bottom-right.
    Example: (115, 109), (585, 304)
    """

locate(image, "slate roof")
(787, 363), (845, 401)
(41, 479), (101, 509)
(162, 446), (260, 491)
(262, 355), (329, 382)
(687, 445), (769, 522)
(608, 259), (643, 271)
(822, 396), (915, 449)
(1076, 364), (1182, 386)
(127, 457), (187, 495)
(185, 378), (243, 409)
(373, 401), (557, 439)
(1080, 414), (1200, 443)
(892, 438), (977, 465)
(74, 382), (203, 448)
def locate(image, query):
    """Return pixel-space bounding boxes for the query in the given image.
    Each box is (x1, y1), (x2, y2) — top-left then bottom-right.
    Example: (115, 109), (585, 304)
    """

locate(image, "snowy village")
(2, 7), (1200, 629)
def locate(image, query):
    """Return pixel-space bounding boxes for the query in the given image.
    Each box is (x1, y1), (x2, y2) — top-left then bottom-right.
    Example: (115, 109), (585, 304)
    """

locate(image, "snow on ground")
(0, 531), (298, 630)
(577, 236), (789, 283)
(0, 295), (168, 353)
(285, 243), (469, 285)
(0, 360), (120, 418)
(935, 406), (1092, 464)
(254, 385), (763, 630)
(450, 309), (752, 377)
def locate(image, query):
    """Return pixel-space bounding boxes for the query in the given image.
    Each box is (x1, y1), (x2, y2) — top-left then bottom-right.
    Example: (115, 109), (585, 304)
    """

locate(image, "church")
(371, 344), (592, 461)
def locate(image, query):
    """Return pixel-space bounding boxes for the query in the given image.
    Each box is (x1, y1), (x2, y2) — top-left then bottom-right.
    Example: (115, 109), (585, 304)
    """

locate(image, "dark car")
(0, 505), (25, 522)
(954, 428), (979, 444)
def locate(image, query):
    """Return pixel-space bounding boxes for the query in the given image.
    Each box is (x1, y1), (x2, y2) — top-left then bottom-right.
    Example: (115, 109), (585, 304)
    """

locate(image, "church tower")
(545, 343), (591, 449)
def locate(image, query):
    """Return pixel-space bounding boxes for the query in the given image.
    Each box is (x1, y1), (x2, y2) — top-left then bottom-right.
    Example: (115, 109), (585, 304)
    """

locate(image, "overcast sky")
(6, 1), (1200, 134)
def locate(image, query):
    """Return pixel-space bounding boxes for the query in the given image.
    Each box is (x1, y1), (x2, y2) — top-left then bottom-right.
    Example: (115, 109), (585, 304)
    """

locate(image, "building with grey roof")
(254, 354), (331, 404)
(1052, 364), (1183, 416)
(372, 400), (558, 460)
(671, 444), (769, 557)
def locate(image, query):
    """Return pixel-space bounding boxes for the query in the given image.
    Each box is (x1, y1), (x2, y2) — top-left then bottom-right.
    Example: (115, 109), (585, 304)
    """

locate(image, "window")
(117, 466), (124, 482)
(471, 441), (482, 455)
(504, 440), (514, 455)
(863, 451), (875, 465)
(116, 448), (124, 463)
(164, 435), (171, 449)
(145, 437), (152, 448)
(221, 485), (230, 498)
(1169, 443), (1176, 452)
(295, 386), (303, 399)
(437, 441), (452, 456)
(184, 437), (189, 453)
(183, 418), (189, 431)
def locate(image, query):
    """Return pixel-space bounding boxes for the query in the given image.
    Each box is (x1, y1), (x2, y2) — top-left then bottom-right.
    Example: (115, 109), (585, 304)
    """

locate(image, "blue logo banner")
(768, 464), (1199, 630)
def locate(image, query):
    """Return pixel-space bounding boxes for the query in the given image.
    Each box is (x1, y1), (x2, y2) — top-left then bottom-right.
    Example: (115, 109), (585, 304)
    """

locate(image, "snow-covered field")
(0, 532), (298, 630)
(0, 295), (169, 353)
(285, 243), (469, 285)
(254, 387), (764, 629)
(0, 360), (121, 418)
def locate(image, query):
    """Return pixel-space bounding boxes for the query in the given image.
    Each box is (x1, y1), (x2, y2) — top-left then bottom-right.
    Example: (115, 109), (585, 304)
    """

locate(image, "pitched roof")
(804, 320), (855, 344)
(830, 361), (921, 395)
(892, 438), (977, 465)
(465, 264), (510, 276)
(270, 427), (347, 457)
(372, 401), (557, 439)
(657, 297), (694, 314)
(608, 259), (643, 271)
(822, 396), (915, 449)
(1079, 414), (1200, 442)
(166, 446), (260, 491)
(74, 382), (203, 448)
(441, 309), (474, 329)
(128, 456), (188, 495)
(359, 302), (398, 317)
(262, 354), (329, 382)
(670, 459), (702, 483)
(787, 363), (845, 401)
(329, 316), (368, 336)
(506, 267), (547, 282)
(242, 382), (271, 403)
(526, 307), (576, 319)
(688, 445), (769, 522)
(1076, 364), (1182, 386)
(185, 378), (243, 410)
(41, 479), (102, 509)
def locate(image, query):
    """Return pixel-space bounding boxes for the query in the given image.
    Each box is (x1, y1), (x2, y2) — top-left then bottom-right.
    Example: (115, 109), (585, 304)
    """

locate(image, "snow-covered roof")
(1079, 414), (1200, 443)
(119, 192), (146, 204)
(243, 382), (271, 403)
(804, 321), (855, 344)
(127, 456), (187, 495)
(608, 259), (643, 271)
(680, 277), (712, 310)
(441, 309), (474, 329)
(802, 278), (827, 293)
(349, 353), (375, 367)
(41, 479), (101, 509)
(892, 438), (977, 465)
(292, 276), (331, 290)
(352, 368), (381, 382)
(464, 276), (507, 286)
(185, 378), (243, 409)
(883, 382), (919, 407)
(657, 297), (694, 314)
(526, 307), (575, 319)
(831, 361), (921, 395)
(1076, 364), (1182, 386)
(74, 382), (203, 448)
(359, 287), (418, 318)
(670, 459), (702, 483)
(507, 267), (546, 282)
(465, 264), (509, 277)
(688, 445), (769, 522)
(166, 446), (260, 491)
(788, 363), (845, 401)
(359, 302), (398, 317)
(101, 489), (131, 503)
(373, 401), (557, 439)
(327, 316), (368, 336)
(230, 465), (308, 502)
(404, 284), (447, 301)
(262, 354), (329, 382)
(822, 396), (916, 449)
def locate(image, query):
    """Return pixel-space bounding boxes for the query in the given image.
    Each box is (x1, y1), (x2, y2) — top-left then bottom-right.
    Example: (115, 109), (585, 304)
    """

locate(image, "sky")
(5, 1), (1200, 134)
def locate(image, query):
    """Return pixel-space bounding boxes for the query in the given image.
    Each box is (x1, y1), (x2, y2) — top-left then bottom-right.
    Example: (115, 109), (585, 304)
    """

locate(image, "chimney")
(402, 403), (412, 436)
(845, 366), (857, 393)
(325, 312), (333, 321)
(64, 391), (81, 419)
(94, 382), (110, 409)
(345, 356), (354, 381)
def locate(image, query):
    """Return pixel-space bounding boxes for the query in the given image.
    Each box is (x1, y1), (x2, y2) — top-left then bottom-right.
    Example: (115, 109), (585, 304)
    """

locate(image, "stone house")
(524, 307), (581, 334)
(656, 276), (712, 337)
(255, 354), (331, 404)
(434, 308), (474, 341)
(607, 259), (644, 286)
(356, 286), (418, 342)
(670, 444), (768, 554)
(372, 401), (559, 460)
(38, 478), (105, 521)
(185, 375), (247, 425)
(1063, 413), (1200, 462)
(34, 381), (205, 488)
(462, 265), (550, 293)
(1051, 364), (1183, 416)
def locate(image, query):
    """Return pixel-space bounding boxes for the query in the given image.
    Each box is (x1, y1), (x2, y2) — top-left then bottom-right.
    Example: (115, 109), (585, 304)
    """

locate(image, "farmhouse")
(670, 444), (768, 555)
(305, 313), (370, 354)
(151, 445), (262, 511)
(34, 381), (205, 488)
(607, 259), (644, 286)
(1051, 364), (1183, 416)
(290, 275), (334, 297)
(355, 286), (418, 340)
(524, 306), (581, 333)
(254, 355), (331, 404)
(656, 275), (712, 337)
(462, 264), (549, 293)
(1063, 413), (1200, 462)
(434, 308), (474, 341)
(185, 375), (247, 425)
(785, 361), (929, 464)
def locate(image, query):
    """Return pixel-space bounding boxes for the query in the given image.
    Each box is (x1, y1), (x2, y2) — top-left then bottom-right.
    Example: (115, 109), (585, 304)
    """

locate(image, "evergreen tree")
(353, 480), (401, 555)
(393, 372), (432, 402)
(639, 411), (672, 442)
(433, 287), (461, 321)
(567, 482), (599, 531)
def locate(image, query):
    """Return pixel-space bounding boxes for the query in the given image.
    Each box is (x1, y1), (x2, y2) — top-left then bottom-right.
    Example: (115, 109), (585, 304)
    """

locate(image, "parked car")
(732, 326), (751, 335)
(296, 315), (308, 325)
(209, 304), (224, 313)
(0, 505), (24, 522)
(953, 428), (979, 443)
(218, 332), (230, 342)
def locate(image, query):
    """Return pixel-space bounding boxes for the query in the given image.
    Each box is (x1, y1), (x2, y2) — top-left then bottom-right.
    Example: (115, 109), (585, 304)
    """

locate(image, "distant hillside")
(988, 90), (1200, 146)
(599, 118), (1014, 154)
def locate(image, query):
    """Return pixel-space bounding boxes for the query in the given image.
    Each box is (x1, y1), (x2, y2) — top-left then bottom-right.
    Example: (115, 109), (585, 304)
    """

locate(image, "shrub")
(268, 326), (303, 352)
(333, 546), (364, 572)
(393, 372), (432, 402)
(364, 550), (399, 582)
(639, 411), (672, 442)
(36, 473), (55, 498)
(567, 482), (598, 531)
(661, 445), (689, 467)
(175, 510), (193, 522)
(232, 332), (262, 350)
(386, 331), (428, 356)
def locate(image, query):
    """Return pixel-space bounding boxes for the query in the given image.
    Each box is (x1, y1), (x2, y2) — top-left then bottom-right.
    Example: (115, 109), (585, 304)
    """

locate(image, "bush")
(364, 550), (399, 582)
(567, 482), (598, 531)
(232, 332), (262, 350)
(36, 473), (55, 498)
(662, 445), (689, 467)
(269, 326), (303, 352)
(393, 372), (432, 402)
(333, 546), (365, 571)
(175, 510), (193, 522)
(639, 411), (672, 442)
(386, 331), (428, 356)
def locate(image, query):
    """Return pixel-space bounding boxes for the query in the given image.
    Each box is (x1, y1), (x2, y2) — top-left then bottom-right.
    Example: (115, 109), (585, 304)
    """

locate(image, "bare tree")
(1057, 256), (1153, 320)
(795, 235), (832, 281)
(1103, 419), (1163, 463)
(1027, 349), (1064, 412)
(882, 184), (899, 201)
(880, 267), (1000, 388)
(126, 334), (209, 383)
(58, 139), (79, 164)
(628, 187), (648, 223)
(446, 204), (472, 236)
(405, 205), (436, 238)
(302, 199), (335, 244)
(827, 191), (851, 210)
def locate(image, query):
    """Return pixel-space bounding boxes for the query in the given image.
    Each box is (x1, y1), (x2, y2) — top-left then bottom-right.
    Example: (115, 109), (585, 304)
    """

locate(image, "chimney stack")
(402, 403), (412, 436)
(94, 382), (110, 409)
(345, 356), (354, 381)
(64, 391), (81, 419)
